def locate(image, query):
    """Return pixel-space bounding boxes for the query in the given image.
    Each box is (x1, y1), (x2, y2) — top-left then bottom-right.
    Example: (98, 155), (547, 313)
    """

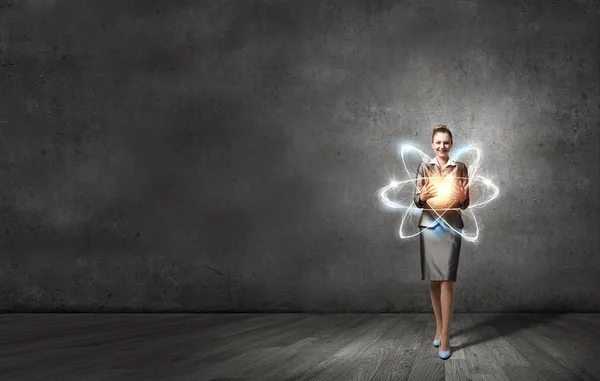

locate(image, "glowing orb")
(427, 175), (456, 210)
(375, 144), (499, 243)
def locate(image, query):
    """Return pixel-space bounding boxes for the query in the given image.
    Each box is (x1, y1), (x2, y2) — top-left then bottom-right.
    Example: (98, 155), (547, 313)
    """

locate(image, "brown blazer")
(413, 159), (470, 229)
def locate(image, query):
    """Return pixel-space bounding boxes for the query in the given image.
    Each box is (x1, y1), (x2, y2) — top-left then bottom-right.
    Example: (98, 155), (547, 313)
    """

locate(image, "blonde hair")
(432, 124), (453, 143)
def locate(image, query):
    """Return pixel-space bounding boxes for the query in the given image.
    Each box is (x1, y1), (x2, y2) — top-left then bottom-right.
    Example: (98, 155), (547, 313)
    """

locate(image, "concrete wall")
(0, 0), (598, 312)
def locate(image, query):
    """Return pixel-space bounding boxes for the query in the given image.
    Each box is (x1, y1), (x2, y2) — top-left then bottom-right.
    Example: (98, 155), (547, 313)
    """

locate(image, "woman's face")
(431, 132), (453, 159)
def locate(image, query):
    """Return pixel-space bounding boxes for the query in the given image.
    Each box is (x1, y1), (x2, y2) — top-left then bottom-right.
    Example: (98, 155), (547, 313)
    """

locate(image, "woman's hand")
(419, 182), (438, 202)
(451, 183), (468, 203)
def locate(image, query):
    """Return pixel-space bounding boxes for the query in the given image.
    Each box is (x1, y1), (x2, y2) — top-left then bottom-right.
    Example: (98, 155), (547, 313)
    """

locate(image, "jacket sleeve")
(458, 164), (470, 209)
(413, 162), (427, 208)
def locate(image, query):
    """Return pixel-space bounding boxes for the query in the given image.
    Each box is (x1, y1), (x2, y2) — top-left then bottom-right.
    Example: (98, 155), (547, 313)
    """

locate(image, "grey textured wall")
(0, 0), (598, 312)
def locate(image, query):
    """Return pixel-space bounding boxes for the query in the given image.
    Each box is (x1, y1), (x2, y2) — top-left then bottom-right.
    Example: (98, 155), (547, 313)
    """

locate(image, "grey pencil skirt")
(420, 224), (462, 281)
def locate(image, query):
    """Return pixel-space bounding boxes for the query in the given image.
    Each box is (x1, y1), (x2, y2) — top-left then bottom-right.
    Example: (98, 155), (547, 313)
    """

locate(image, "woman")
(413, 125), (469, 360)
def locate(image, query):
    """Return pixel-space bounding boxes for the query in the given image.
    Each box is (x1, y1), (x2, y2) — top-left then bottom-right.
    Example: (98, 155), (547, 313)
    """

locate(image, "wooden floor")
(0, 313), (599, 380)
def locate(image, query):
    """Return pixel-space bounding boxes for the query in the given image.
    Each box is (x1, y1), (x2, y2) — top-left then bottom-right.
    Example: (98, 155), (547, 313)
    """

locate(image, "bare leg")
(440, 280), (455, 351)
(429, 281), (443, 340)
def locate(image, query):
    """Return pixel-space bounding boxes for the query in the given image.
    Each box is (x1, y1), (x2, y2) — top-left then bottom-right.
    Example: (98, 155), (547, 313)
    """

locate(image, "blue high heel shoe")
(439, 346), (452, 360)
(433, 338), (440, 347)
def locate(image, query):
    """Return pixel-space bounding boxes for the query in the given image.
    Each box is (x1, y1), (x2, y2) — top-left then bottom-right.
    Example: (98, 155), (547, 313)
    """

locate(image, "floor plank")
(0, 313), (598, 380)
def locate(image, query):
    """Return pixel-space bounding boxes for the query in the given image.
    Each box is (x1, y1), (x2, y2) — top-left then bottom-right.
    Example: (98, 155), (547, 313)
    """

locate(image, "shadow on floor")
(451, 313), (563, 351)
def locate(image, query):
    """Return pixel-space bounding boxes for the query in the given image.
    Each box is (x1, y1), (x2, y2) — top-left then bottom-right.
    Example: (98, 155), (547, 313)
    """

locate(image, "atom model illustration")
(376, 143), (500, 243)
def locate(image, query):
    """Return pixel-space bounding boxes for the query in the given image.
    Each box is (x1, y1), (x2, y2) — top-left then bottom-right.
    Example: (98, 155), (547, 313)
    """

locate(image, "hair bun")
(431, 124), (453, 142)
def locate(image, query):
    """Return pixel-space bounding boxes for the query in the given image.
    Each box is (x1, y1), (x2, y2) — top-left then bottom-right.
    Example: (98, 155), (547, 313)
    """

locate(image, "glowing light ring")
(376, 144), (499, 243)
